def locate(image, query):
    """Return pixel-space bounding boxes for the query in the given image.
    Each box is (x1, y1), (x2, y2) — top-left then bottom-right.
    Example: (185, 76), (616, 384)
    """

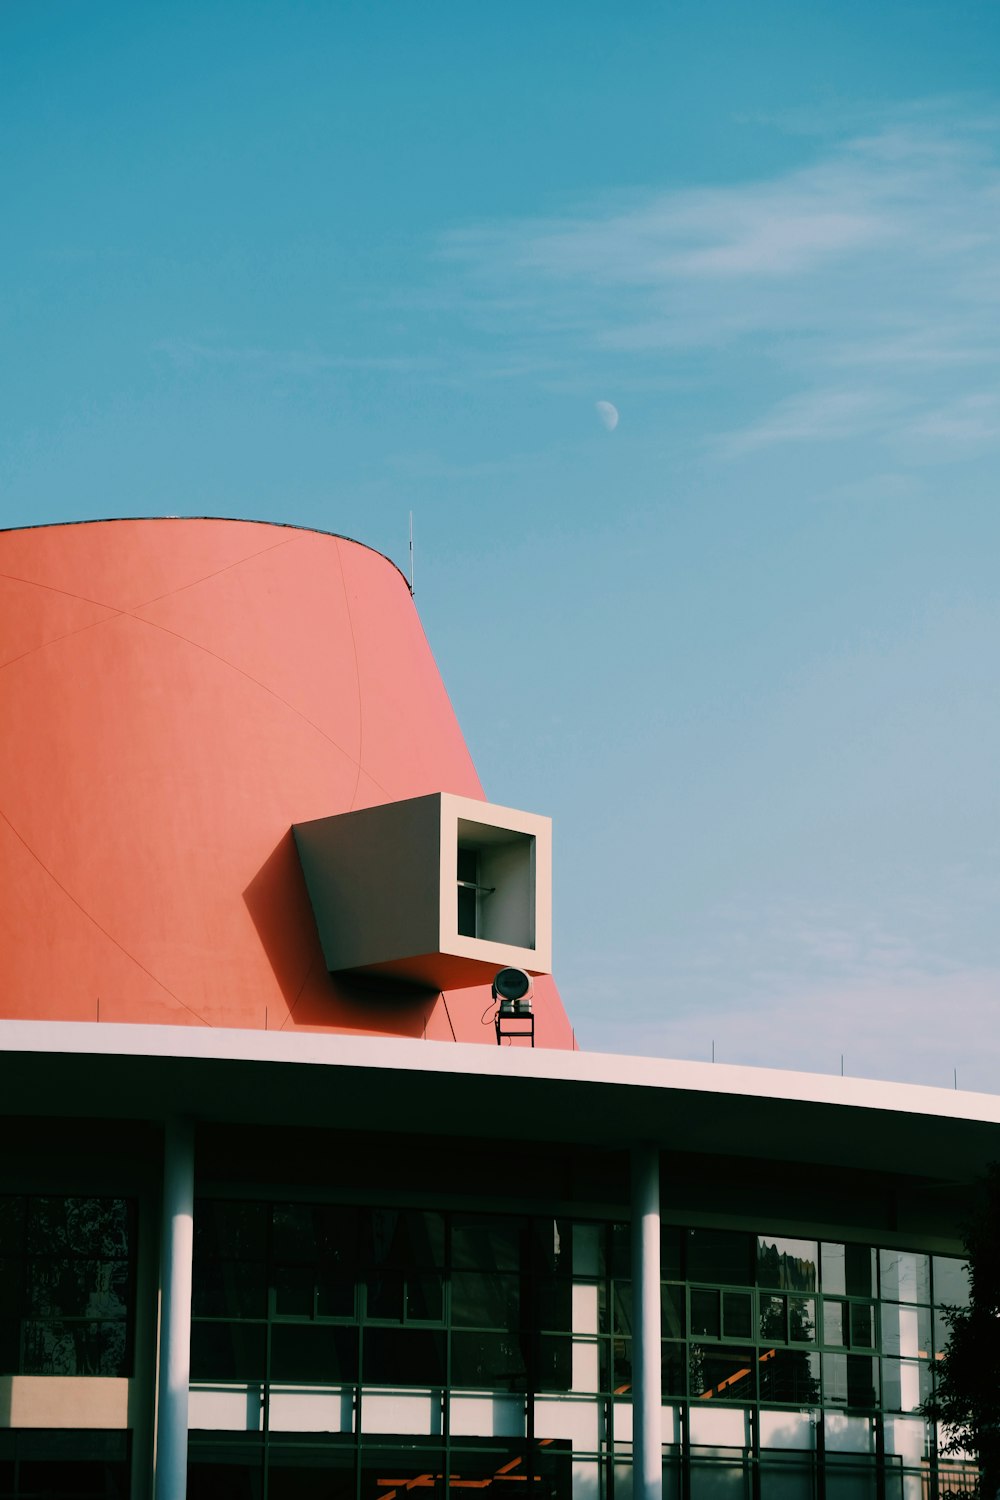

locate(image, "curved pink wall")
(0, 519), (574, 1048)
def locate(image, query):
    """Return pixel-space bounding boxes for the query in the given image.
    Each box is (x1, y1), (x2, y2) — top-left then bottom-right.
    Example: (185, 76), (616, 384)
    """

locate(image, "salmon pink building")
(0, 518), (997, 1500)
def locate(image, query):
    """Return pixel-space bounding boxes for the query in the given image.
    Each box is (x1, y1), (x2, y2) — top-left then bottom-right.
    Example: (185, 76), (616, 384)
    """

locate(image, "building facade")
(0, 519), (996, 1500)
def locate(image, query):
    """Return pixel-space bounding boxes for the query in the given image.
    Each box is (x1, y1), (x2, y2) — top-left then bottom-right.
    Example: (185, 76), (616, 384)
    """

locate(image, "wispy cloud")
(440, 105), (1000, 454)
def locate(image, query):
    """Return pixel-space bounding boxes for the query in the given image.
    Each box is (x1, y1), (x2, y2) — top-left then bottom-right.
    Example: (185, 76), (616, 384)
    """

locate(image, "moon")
(595, 400), (619, 431)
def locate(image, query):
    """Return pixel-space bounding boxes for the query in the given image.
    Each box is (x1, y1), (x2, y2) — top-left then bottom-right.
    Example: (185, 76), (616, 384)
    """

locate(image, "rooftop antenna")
(408, 511), (414, 596)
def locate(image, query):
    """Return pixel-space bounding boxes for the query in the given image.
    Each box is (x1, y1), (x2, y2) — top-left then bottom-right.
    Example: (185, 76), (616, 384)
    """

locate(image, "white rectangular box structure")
(294, 792), (552, 989)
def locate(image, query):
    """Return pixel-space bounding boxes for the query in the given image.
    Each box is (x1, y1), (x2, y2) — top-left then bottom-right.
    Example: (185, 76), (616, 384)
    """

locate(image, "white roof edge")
(2, 1019), (999, 1127)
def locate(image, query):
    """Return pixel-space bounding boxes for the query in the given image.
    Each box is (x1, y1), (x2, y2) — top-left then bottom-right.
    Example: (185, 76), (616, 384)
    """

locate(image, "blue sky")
(4, 2), (1000, 1087)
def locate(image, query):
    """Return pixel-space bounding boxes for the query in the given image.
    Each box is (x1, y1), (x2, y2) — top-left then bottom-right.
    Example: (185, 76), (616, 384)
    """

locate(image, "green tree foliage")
(927, 1164), (1000, 1500)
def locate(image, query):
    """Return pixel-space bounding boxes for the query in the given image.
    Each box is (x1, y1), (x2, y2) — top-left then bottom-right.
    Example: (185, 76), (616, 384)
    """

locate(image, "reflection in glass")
(821, 1244), (876, 1299)
(881, 1304), (931, 1359)
(723, 1292), (752, 1340)
(822, 1354), (879, 1409)
(882, 1358), (932, 1414)
(879, 1252), (930, 1305)
(690, 1344), (756, 1402)
(759, 1348), (820, 1404)
(760, 1295), (787, 1343)
(691, 1289), (721, 1338)
(788, 1297), (816, 1343)
(932, 1256), (970, 1308)
(758, 1238), (818, 1292)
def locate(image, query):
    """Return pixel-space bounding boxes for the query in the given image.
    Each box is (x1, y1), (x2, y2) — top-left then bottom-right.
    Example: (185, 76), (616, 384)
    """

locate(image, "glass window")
(788, 1297), (816, 1343)
(879, 1252), (930, 1305)
(723, 1292), (752, 1340)
(687, 1230), (752, 1287)
(759, 1349), (820, 1405)
(451, 1330), (527, 1390)
(452, 1216), (521, 1273)
(690, 1344), (756, 1402)
(758, 1238), (818, 1292)
(362, 1327), (445, 1386)
(662, 1283), (685, 1339)
(691, 1289), (721, 1338)
(760, 1294), (787, 1343)
(271, 1324), (358, 1383)
(822, 1243), (876, 1298)
(190, 1321), (267, 1381)
(451, 1272), (520, 1331)
(882, 1358), (932, 1414)
(822, 1353), (879, 1409)
(881, 1303), (931, 1359)
(932, 1256), (970, 1308)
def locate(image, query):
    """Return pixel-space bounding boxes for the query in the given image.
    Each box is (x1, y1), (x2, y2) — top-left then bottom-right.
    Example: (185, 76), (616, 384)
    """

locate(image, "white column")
(631, 1143), (662, 1500)
(155, 1118), (195, 1500)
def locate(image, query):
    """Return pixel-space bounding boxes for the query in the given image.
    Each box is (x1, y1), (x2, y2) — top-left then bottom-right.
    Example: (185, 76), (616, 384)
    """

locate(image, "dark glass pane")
(758, 1455), (815, 1500)
(271, 1204), (356, 1267)
(194, 1258), (266, 1319)
(850, 1304), (875, 1349)
(268, 1450), (355, 1500)
(362, 1327), (445, 1385)
(690, 1344), (756, 1402)
(689, 1457), (748, 1500)
(611, 1223), (631, 1278)
(661, 1226), (683, 1280)
(22, 1319), (127, 1376)
(271, 1324), (358, 1382)
(196, 1201), (268, 1262)
(366, 1271), (404, 1320)
(723, 1291), (752, 1339)
(823, 1353), (879, 1408)
(366, 1209), (444, 1269)
(663, 1283), (685, 1338)
(533, 1277), (572, 1332)
(845, 1245), (877, 1298)
(691, 1289), (721, 1338)
(535, 1334), (573, 1392)
(760, 1294), (787, 1342)
(188, 1462), (264, 1500)
(451, 1330), (527, 1390)
(318, 1266), (355, 1319)
(826, 1454), (877, 1500)
(359, 1446), (444, 1499)
(0, 1258), (21, 1318)
(274, 1264), (316, 1318)
(27, 1198), (130, 1258)
(452, 1216), (522, 1272)
(0, 1199), (24, 1256)
(19, 1459), (130, 1497)
(190, 1321), (266, 1380)
(759, 1349), (820, 1403)
(612, 1282), (632, 1336)
(407, 1274), (444, 1322)
(687, 1229), (753, 1286)
(188, 1436), (264, 1500)
(758, 1237), (818, 1292)
(452, 1272), (520, 1330)
(789, 1297), (816, 1343)
(662, 1340), (686, 1397)
(25, 1258), (129, 1318)
(0, 1317), (19, 1372)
